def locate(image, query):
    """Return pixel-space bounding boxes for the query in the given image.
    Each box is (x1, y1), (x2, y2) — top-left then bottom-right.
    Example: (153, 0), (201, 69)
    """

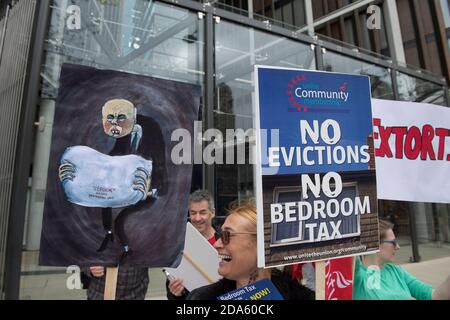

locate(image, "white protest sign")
(372, 99), (450, 203)
(166, 222), (221, 291)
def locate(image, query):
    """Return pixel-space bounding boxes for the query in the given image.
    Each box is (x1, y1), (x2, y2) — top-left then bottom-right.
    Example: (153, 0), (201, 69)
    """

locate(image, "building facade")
(0, 0), (449, 299)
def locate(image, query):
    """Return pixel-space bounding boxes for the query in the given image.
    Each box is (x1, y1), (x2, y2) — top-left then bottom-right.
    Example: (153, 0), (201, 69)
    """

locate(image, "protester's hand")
(90, 266), (105, 277)
(169, 277), (186, 297)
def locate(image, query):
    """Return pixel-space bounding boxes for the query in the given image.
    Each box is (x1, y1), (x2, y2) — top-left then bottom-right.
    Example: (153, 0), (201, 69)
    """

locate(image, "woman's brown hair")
(379, 219), (394, 240)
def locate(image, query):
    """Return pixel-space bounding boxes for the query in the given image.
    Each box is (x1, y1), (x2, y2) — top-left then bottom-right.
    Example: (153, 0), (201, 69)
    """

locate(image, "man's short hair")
(189, 190), (215, 211)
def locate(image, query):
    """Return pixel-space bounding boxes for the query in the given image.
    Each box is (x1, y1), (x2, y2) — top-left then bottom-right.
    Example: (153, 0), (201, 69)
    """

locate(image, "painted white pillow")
(60, 145), (152, 208)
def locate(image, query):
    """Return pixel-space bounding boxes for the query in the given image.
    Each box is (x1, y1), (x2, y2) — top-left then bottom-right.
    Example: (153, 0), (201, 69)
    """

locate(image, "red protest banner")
(325, 257), (353, 300)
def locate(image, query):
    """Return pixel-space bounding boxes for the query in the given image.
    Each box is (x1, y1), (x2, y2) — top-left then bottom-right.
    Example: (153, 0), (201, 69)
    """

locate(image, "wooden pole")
(315, 261), (326, 300)
(183, 252), (215, 283)
(352, 257), (356, 299)
(104, 266), (119, 300)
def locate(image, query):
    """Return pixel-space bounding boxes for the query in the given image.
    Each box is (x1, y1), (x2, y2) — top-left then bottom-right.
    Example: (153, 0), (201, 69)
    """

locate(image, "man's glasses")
(219, 230), (257, 245)
(380, 240), (398, 246)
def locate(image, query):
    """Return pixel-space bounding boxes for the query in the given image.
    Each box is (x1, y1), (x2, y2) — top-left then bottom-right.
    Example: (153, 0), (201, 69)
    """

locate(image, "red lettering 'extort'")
(374, 119), (449, 161)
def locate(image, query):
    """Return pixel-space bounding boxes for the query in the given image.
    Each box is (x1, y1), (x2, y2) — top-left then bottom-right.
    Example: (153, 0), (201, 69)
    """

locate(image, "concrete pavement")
(18, 249), (450, 299)
(402, 257), (450, 288)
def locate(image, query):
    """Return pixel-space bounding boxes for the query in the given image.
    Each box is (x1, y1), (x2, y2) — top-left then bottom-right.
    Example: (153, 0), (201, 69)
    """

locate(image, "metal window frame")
(204, 11), (216, 199)
(4, 0), (51, 300)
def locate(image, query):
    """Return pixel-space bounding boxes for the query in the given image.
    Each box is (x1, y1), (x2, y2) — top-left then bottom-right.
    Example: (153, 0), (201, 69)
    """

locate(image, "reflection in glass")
(216, 0), (308, 31)
(215, 20), (315, 116)
(323, 51), (394, 100)
(214, 20), (316, 215)
(396, 72), (446, 106)
(42, 0), (204, 98)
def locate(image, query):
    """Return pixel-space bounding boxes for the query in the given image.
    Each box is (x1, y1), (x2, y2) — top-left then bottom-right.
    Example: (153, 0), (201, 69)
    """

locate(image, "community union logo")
(287, 73), (350, 112)
(287, 73), (307, 112)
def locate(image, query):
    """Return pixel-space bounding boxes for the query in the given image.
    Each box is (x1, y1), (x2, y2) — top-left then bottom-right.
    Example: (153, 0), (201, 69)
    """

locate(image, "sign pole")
(183, 252), (215, 284)
(315, 261), (325, 300)
(104, 266), (119, 300)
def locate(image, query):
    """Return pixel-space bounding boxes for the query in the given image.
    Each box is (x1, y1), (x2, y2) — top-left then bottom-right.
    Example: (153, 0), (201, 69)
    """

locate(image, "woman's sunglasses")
(219, 230), (257, 245)
(380, 240), (398, 246)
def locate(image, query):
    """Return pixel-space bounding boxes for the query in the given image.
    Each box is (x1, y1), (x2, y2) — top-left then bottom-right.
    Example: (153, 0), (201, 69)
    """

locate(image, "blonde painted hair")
(379, 219), (394, 240)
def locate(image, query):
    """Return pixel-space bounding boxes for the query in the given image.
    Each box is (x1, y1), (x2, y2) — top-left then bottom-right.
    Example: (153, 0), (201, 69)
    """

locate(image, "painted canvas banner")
(39, 64), (200, 267)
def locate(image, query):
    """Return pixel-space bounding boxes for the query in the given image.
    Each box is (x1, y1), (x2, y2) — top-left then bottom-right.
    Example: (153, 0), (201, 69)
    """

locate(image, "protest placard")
(372, 99), (450, 203)
(254, 66), (379, 268)
(166, 222), (221, 291)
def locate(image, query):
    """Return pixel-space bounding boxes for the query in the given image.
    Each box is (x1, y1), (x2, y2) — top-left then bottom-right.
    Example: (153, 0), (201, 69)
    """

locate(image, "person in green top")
(353, 219), (450, 300)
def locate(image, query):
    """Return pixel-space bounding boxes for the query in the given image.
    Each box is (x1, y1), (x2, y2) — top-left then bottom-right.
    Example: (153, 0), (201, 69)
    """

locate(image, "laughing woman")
(187, 200), (314, 300)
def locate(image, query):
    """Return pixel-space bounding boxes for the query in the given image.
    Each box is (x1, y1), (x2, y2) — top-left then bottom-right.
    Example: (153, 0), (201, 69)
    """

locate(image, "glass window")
(417, 0), (443, 76)
(42, 0), (204, 99)
(292, 0), (305, 28)
(274, 6), (282, 22)
(327, 0), (337, 13)
(313, 0), (325, 19)
(396, 0), (421, 69)
(359, 12), (372, 51)
(251, 0), (305, 29)
(263, 0), (273, 17)
(323, 50), (394, 100)
(396, 72), (446, 106)
(22, 0), (204, 300)
(441, 0), (450, 28)
(281, 3), (293, 26)
(397, 0), (442, 74)
(253, 0), (264, 16)
(344, 18), (356, 46)
(215, 0), (249, 15)
(214, 19), (316, 215)
(378, 10), (390, 57)
(330, 21), (341, 40)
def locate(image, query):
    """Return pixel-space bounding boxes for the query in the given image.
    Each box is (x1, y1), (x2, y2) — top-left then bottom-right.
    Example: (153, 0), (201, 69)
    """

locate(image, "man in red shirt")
(188, 190), (218, 245)
(167, 190), (219, 299)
